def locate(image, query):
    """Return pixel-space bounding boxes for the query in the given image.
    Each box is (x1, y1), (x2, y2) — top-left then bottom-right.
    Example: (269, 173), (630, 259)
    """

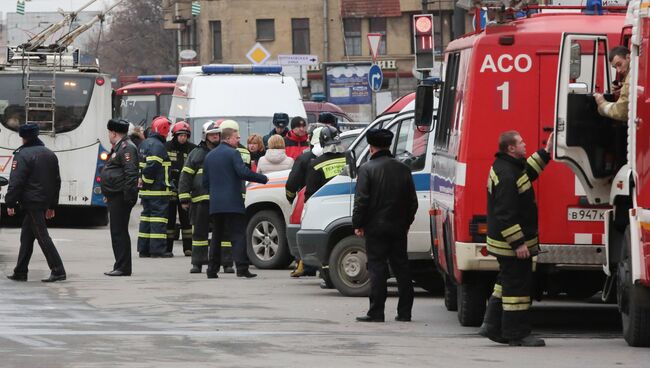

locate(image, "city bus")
(114, 75), (176, 131)
(0, 50), (113, 224)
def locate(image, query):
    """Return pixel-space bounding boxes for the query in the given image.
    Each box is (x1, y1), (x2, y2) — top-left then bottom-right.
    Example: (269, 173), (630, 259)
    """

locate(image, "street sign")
(367, 33), (382, 62)
(368, 64), (383, 92)
(246, 43), (271, 65)
(277, 54), (319, 66)
(179, 49), (197, 60)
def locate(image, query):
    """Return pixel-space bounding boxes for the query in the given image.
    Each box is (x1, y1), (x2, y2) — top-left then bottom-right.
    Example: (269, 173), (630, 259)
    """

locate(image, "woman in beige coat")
(256, 135), (294, 174)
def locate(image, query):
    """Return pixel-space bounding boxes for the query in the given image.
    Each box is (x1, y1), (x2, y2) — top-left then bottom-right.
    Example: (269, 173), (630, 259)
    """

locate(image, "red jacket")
(284, 131), (309, 160)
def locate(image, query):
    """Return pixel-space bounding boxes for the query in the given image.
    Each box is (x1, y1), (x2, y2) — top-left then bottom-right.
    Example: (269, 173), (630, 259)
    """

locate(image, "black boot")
(6, 273), (27, 281)
(190, 265), (202, 274)
(236, 269), (257, 278)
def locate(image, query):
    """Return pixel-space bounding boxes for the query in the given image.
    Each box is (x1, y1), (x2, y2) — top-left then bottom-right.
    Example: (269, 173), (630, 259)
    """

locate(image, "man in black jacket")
(480, 131), (552, 347)
(101, 119), (139, 276)
(353, 128), (418, 322)
(6, 123), (66, 283)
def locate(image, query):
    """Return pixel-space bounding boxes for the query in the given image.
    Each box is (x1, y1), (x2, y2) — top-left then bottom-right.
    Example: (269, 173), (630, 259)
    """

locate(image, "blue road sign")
(368, 64), (383, 92)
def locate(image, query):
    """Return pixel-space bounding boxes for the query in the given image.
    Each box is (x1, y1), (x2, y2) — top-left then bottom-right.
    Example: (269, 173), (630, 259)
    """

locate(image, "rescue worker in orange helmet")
(137, 116), (174, 258)
(165, 121), (196, 256)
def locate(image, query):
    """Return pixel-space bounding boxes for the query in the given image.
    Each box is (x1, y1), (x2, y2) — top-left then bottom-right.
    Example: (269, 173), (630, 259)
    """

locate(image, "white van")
(168, 65), (306, 142)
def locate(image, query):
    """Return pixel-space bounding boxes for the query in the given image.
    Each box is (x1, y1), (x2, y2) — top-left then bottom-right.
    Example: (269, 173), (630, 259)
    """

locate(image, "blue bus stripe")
(311, 173), (430, 198)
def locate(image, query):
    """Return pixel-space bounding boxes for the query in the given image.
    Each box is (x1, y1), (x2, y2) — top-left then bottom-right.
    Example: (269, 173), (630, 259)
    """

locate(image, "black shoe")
(190, 265), (202, 274)
(104, 270), (131, 276)
(356, 315), (384, 322)
(139, 253), (150, 258)
(151, 252), (174, 258)
(6, 273), (27, 281)
(206, 272), (218, 279)
(184, 250), (192, 257)
(395, 315), (411, 322)
(223, 266), (235, 274)
(319, 280), (332, 289)
(508, 335), (546, 347)
(478, 323), (508, 344)
(42, 273), (66, 283)
(236, 269), (257, 278)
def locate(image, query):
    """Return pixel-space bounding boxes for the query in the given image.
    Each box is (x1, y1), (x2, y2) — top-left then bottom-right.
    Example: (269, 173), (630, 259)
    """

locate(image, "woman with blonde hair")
(247, 134), (265, 172)
(257, 135), (294, 174)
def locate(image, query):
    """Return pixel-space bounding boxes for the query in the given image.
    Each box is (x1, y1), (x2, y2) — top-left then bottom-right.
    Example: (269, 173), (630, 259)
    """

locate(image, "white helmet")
(202, 120), (221, 140)
(219, 119), (239, 131)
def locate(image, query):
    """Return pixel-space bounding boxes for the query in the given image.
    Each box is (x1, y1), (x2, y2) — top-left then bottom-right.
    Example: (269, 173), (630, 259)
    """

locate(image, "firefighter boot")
(290, 260), (305, 278)
(508, 335), (545, 347)
(190, 265), (202, 274)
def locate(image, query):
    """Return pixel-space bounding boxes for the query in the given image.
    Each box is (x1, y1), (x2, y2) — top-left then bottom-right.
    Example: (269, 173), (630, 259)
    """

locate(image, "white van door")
(554, 33), (619, 205)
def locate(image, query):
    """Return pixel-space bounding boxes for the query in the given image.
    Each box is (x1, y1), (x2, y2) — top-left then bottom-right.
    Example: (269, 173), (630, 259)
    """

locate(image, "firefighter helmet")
(219, 119), (239, 131)
(202, 120), (221, 140)
(319, 125), (341, 147)
(151, 116), (171, 137)
(172, 121), (191, 137)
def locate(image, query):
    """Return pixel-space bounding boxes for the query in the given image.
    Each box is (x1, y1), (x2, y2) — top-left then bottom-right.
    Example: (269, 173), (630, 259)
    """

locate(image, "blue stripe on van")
(311, 173), (430, 198)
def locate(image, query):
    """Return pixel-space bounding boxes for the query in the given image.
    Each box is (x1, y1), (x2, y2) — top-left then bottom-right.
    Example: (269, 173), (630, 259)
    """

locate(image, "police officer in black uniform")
(101, 119), (139, 276)
(353, 129), (418, 322)
(479, 130), (552, 347)
(6, 123), (66, 283)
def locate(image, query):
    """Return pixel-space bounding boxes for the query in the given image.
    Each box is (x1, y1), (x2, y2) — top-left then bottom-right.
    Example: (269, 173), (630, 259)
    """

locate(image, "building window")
(369, 18), (387, 55)
(256, 19), (275, 41)
(292, 18), (310, 54)
(343, 18), (361, 56)
(210, 21), (222, 62)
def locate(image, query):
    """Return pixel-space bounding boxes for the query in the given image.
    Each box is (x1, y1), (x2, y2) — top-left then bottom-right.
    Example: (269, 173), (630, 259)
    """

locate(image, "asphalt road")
(0, 208), (648, 367)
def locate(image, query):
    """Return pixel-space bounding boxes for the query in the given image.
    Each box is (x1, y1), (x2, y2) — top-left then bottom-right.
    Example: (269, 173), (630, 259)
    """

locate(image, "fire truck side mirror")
(346, 149), (357, 179)
(415, 84), (435, 127)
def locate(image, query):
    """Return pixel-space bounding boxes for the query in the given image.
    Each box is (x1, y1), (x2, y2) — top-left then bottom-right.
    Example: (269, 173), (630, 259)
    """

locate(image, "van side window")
(435, 52), (460, 149)
(359, 121), (400, 165)
(394, 118), (429, 172)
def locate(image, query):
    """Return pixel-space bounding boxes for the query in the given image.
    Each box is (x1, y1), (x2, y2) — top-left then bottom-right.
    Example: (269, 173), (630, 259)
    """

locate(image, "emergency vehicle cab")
(114, 75), (176, 129)
(415, 9), (626, 326)
(168, 64), (306, 143)
(552, 0), (650, 347)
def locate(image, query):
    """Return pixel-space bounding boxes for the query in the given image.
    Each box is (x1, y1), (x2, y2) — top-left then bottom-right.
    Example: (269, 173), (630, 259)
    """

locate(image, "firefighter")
(304, 126), (346, 201)
(165, 121), (196, 256)
(101, 119), (139, 277)
(179, 121), (228, 273)
(480, 130), (553, 347)
(594, 46), (630, 122)
(137, 116), (174, 258)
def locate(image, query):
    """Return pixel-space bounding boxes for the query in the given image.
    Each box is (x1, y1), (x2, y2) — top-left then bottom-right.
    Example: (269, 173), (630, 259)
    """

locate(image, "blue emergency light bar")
(201, 64), (283, 75)
(137, 75), (178, 82)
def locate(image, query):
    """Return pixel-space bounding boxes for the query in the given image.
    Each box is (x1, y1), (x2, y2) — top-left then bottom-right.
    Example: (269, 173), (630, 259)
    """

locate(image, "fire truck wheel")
(246, 210), (292, 269)
(329, 236), (371, 297)
(444, 275), (458, 311)
(618, 226), (650, 347)
(457, 277), (489, 327)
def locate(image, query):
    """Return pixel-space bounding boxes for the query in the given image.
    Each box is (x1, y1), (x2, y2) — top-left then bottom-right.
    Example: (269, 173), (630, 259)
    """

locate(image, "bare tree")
(85, 0), (177, 77)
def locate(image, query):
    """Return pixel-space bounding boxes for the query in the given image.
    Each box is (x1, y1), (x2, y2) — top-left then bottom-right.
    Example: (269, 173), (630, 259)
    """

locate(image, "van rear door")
(554, 33), (619, 205)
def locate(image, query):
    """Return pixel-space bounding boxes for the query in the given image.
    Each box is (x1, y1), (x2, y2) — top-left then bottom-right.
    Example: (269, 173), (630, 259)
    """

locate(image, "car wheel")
(329, 235), (371, 297)
(246, 210), (291, 269)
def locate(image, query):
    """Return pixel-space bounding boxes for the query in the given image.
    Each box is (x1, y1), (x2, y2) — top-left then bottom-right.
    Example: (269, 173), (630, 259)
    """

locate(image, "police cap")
(366, 128), (393, 148)
(107, 119), (130, 134)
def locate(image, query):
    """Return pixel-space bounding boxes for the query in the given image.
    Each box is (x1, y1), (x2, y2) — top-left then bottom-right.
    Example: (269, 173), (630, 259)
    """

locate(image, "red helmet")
(151, 116), (171, 137)
(172, 121), (191, 137)
(214, 118), (226, 127)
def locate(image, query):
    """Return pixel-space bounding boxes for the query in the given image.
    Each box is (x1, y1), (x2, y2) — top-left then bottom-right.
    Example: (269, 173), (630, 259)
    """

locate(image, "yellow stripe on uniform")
(527, 152), (546, 174)
(286, 189), (296, 198)
(140, 190), (174, 196)
(221, 241), (232, 247)
(138, 232), (167, 239)
(182, 167), (196, 175)
(492, 283), (502, 298)
(489, 168), (499, 186)
(191, 195), (210, 202)
(502, 296), (531, 304)
(141, 176), (154, 184)
(192, 240), (209, 247)
(140, 216), (168, 223)
(313, 157), (346, 170)
(178, 193), (191, 200)
(197, 168), (203, 174)
(503, 303), (531, 311)
(517, 181), (532, 194)
(501, 224), (522, 238)
(146, 156), (164, 164)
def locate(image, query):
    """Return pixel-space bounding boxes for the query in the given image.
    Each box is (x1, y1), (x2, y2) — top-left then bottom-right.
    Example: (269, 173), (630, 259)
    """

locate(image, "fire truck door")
(554, 33), (616, 205)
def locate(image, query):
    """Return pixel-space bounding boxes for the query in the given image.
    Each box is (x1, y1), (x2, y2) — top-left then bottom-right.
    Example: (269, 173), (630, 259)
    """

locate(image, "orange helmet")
(172, 121), (191, 137)
(151, 116), (171, 137)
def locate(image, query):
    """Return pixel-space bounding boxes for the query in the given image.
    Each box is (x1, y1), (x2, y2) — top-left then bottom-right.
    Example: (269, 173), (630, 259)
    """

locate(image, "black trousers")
(208, 213), (248, 273)
(14, 208), (65, 276)
(190, 202), (233, 267)
(166, 199), (192, 253)
(365, 230), (414, 319)
(107, 193), (134, 273)
(137, 196), (169, 256)
(483, 256), (533, 340)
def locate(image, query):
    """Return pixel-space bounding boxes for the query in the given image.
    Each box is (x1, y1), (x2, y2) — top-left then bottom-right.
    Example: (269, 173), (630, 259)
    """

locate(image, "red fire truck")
(415, 10), (626, 327)
(113, 75), (176, 127)
(552, 0), (649, 347)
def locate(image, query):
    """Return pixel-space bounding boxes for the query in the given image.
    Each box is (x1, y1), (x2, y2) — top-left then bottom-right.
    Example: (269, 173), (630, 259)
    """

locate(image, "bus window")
(0, 74), (94, 133)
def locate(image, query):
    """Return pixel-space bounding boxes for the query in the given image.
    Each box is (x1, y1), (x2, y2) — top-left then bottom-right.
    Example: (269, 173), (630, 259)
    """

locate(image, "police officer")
(353, 129), (418, 322)
(166, 121), (196, 256)
(263, 112), (290, 148)
(304, 126), (346, 201)
(480, 130), (552, 347)
(101, 119), (139, 276)
(179, 121), (225, 273)
(137, 116), (173, 258)
(6, 123), (66, 283)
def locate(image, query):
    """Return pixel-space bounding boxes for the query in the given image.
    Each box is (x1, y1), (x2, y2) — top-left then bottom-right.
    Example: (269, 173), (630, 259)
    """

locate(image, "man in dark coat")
(263, 112), (290, 148)
(101, 119), (139, 276)
(203, 125), (268, 279)
(6, 123), (66, 283)
(352, 128), (418, 322)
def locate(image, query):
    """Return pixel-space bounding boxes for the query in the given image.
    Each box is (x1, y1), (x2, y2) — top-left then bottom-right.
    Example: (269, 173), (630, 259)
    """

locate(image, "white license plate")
(567, 208), (606, 222)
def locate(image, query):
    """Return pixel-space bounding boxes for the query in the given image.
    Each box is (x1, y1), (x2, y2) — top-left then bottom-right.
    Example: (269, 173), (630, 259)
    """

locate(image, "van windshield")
(0, 73), (95, 133)
(189, 116), (273, 144)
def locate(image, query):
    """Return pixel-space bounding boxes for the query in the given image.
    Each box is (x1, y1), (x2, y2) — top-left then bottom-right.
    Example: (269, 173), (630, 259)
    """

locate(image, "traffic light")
(413, 14), (434, 71)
